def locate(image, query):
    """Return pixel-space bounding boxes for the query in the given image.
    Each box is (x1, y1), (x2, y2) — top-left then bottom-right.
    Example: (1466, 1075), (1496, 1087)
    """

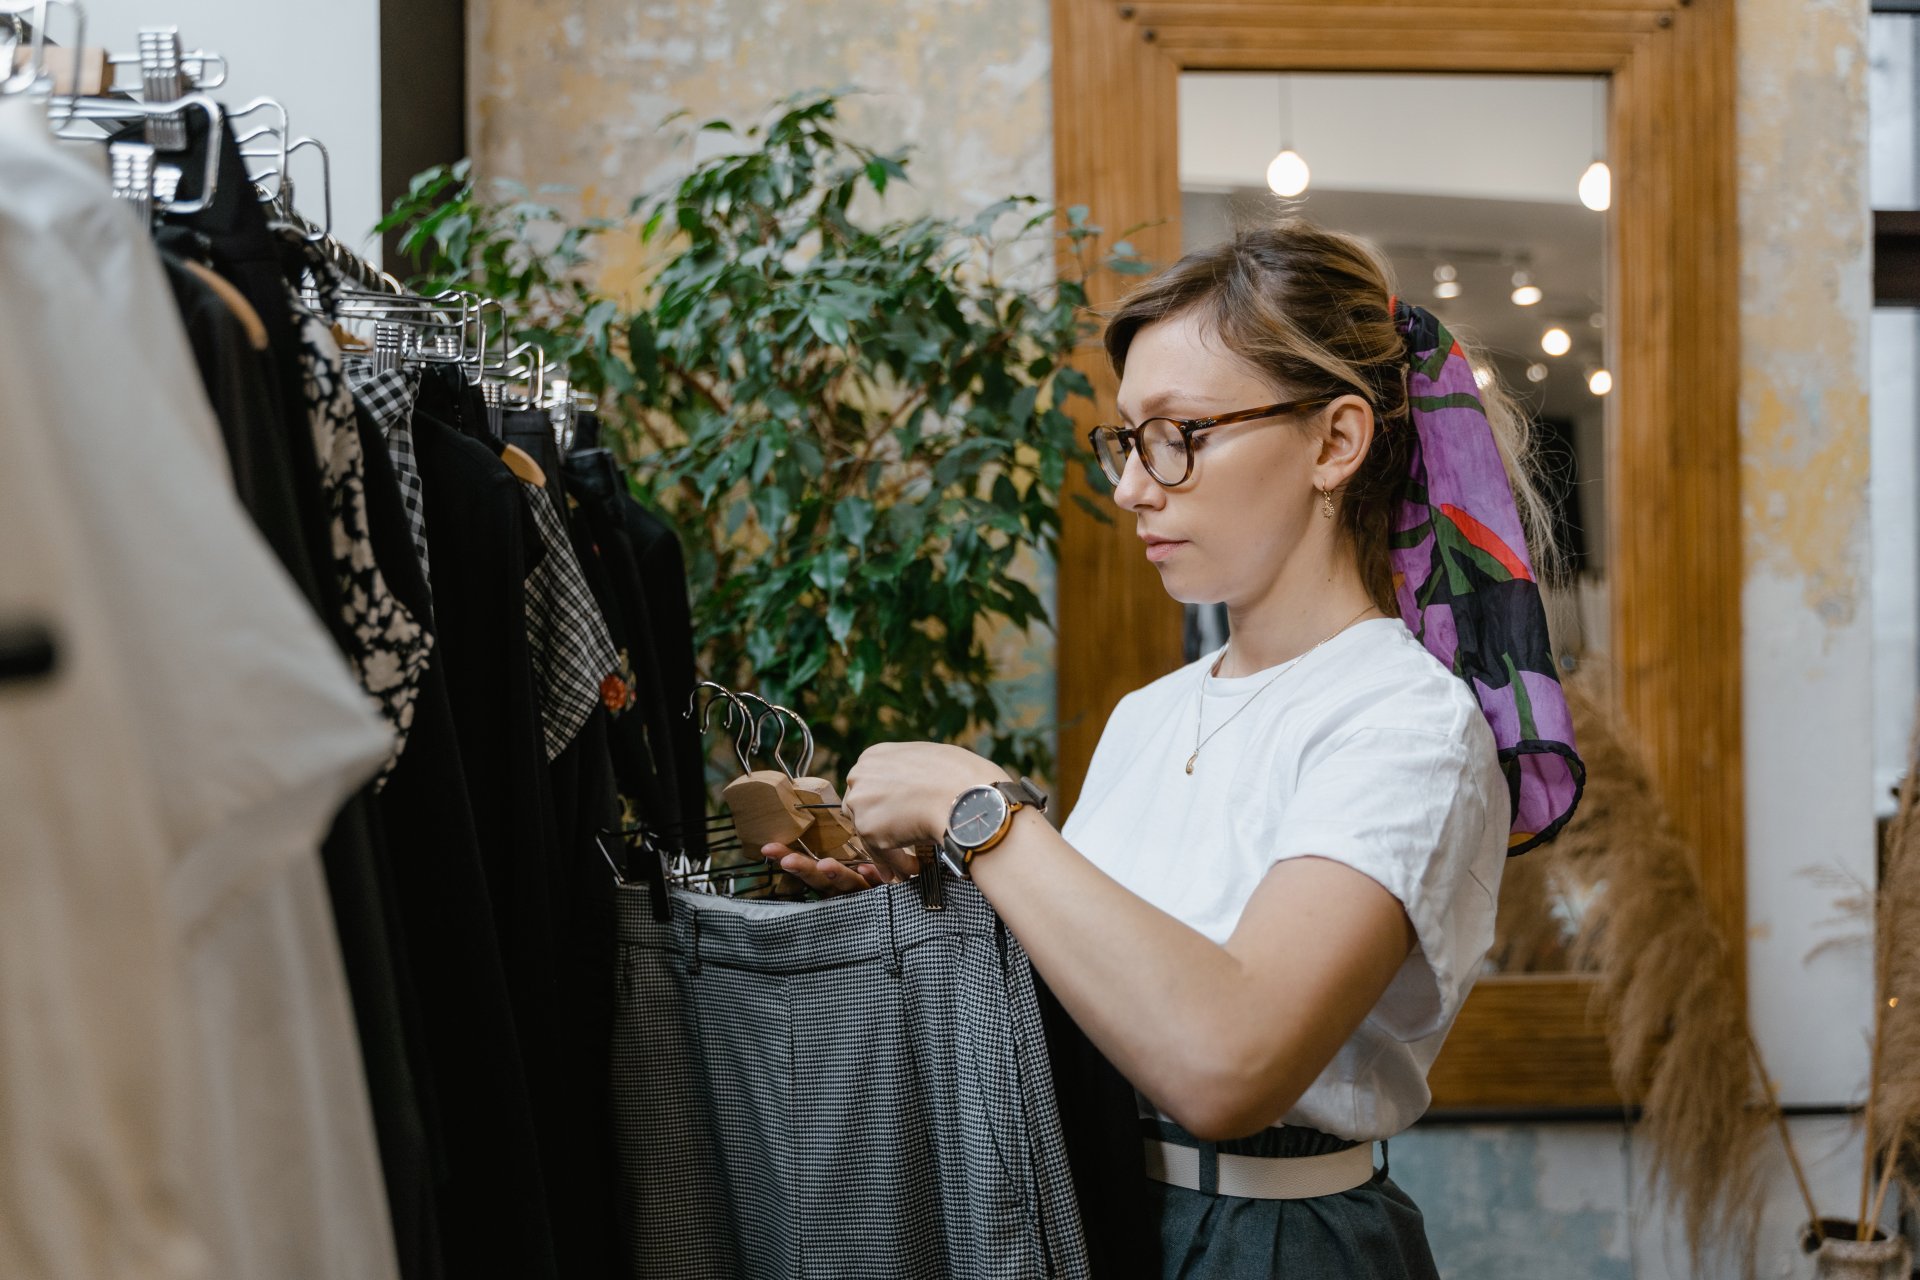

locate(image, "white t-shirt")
(1060, 617), (1507, 1140)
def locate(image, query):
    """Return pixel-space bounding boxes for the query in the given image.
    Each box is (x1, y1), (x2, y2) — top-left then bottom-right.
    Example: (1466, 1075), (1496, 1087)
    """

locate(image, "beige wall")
(470, 0), (1053, 233)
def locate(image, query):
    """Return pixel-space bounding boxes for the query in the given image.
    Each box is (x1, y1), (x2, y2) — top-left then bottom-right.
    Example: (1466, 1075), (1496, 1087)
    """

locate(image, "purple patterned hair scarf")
(1387, 297), (1585, 855)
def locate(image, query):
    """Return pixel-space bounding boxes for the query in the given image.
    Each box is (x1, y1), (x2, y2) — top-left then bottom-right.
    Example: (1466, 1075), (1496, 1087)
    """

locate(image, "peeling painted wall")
(469, 1), (1877, 1273)
(469, 0), (1052, 230)
(1737, 0), (1877, 1114)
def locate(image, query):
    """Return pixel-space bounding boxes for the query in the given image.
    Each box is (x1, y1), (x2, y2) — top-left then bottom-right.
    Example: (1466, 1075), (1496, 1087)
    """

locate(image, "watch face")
(949, 786), (1010, 850)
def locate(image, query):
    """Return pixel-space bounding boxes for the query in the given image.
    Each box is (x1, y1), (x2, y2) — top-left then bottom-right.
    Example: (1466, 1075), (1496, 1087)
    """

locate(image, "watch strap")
(993, 777), (1049, 814)
(937, 833), (973, 880)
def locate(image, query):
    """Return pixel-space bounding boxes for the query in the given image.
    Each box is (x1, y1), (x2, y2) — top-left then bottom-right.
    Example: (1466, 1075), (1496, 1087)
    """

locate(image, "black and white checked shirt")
(521, 479), (619, 760)
(348, 364), (431, 591)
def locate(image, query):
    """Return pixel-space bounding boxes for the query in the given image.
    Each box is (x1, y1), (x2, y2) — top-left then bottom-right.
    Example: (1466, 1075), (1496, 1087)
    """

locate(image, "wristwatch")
(938, 777), (1049, 879)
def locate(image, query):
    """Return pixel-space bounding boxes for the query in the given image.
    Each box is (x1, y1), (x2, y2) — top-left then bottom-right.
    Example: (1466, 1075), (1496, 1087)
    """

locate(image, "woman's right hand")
(760, 842), (919, 896)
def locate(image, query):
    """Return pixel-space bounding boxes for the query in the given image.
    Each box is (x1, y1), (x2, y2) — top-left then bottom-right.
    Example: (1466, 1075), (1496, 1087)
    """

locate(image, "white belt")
(1143, 1137), (1375, 1200)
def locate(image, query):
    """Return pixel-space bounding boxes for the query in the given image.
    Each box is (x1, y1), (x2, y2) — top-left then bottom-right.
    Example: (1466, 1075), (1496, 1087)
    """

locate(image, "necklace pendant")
(1185, 752), (1198, 775)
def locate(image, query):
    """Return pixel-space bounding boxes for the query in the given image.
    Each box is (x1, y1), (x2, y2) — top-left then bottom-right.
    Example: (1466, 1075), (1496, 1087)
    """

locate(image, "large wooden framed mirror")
(1051, 0), (1739, 1109)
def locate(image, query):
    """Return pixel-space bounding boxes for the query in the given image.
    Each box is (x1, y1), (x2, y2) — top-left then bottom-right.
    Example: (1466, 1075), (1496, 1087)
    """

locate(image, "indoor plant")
(380, 92), (1146, 782)
(1548, 676), (1918, 1277)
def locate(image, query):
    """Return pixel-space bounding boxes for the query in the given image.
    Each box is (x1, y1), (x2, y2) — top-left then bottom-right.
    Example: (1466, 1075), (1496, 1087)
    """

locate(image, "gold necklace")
(1185, 603), (1379, 776)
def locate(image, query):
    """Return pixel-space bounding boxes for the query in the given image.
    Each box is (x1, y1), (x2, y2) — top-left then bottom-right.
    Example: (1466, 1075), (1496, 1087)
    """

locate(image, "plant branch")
(1747, 1028), (1823, 1239)
(660, 354), (734, 416)
(1866, 1134), (1901, 1239)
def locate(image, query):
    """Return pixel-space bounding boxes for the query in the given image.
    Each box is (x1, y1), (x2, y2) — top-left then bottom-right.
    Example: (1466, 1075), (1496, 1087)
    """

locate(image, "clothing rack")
(8, 12), (575, 429)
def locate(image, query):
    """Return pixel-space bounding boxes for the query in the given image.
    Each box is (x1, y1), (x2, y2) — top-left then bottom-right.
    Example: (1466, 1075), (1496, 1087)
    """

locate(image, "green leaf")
(1005, 384), (1039, 429)
(806, 306), (852, 348)
(627, 314), (659, 387)
(832, 497), (875, 549)
(827, 600), (856, 646)
(1054, 367), (1094, 401)
(808, 545), (853, 592)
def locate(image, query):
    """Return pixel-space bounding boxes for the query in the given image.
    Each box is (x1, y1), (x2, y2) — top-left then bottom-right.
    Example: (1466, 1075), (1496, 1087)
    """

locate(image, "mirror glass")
(1175, 71), (1611, 973)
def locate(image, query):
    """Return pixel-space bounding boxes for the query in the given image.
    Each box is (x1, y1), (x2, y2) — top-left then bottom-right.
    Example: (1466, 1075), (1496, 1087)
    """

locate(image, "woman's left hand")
(841, 742), (1010, 851)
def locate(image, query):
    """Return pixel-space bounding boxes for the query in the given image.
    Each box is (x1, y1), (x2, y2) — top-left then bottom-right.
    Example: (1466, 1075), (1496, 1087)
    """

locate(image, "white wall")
(71, 0), (384, 260)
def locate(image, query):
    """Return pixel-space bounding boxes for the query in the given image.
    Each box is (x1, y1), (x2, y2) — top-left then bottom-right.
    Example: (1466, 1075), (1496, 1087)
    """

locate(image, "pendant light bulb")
(1510, 269), (1542, 306)
(1267, 76), (1309, 198)
(1579, 160), (1611, 212)
(1267, 149), (1311, 198)
(1587, 367), (1613, 396)
(1541, 326), (1572, 357)
(1525, 362), (1549, 383)
(1433, 262), (1460, 300)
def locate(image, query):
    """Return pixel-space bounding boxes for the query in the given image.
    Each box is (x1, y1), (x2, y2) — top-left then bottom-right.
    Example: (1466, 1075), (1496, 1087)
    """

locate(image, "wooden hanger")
(182, 260), (269, 351)
(331, 321), (371, 353)
(500, 442), (547, 488)
(720, 769), (812, 897)
(790, 776), (867, 861)
(12, 44), (110, 95)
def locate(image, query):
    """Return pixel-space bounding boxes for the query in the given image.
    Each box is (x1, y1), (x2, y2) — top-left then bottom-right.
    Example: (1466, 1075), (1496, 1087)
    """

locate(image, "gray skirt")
(1147, 1121), (1441, 1280)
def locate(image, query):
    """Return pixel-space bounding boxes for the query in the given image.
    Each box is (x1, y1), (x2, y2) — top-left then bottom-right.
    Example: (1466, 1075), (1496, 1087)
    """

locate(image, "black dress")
(377, 395), (564, 1280)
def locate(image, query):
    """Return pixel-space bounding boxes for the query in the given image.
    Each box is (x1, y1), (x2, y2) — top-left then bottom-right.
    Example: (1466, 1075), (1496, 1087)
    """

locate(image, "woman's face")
(1110, 309), (1328, 608)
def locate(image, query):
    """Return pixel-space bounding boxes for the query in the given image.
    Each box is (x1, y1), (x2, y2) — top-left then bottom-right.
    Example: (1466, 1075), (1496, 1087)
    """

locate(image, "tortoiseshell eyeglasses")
(1086, 398), (1335, 488)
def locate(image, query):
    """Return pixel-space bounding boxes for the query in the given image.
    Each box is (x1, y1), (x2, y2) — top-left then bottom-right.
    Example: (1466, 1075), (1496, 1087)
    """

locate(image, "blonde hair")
(1103, 217), (1561, 614)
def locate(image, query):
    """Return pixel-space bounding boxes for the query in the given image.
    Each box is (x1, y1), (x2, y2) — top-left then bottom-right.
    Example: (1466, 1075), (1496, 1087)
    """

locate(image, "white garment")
(0, 266), (210, 1280)
(0, 96), (401, 1280)
(1061, 617), (1507, 1140)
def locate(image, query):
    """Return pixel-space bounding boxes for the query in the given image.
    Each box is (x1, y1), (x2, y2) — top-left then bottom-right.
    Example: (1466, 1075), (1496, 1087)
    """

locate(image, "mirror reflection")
(1176, 71), (1611, 972)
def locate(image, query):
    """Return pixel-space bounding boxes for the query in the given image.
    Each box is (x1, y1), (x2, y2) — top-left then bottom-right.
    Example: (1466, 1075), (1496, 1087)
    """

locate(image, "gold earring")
(1321, 487), (1335, 520)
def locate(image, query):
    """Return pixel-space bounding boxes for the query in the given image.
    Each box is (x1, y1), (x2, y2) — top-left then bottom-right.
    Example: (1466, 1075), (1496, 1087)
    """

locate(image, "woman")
(765, 218), (1584, 1277)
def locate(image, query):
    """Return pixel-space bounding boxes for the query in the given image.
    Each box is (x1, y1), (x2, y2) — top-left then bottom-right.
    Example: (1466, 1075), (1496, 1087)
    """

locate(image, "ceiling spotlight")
(1473, 366), (1495, 390)
(1525, 362), (1549, 383)
(1510, 270), (1542, 307)
(1588, 367), (1613, 396)
(1435, 280), (1462, 300)
(1434, 263), (1457, 282)
(1579, 161), (1612, 212)
(1266, 149), (1311, 198)
(1589, 311), (1606, 330)
(1541, 327), (1572, 357)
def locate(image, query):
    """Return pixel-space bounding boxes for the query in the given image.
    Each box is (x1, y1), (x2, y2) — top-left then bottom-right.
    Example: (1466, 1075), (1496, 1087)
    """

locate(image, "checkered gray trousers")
(612, 878), (1091, 1279)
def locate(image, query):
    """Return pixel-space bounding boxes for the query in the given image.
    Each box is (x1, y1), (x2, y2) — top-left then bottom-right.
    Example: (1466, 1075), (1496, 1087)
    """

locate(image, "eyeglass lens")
(1094, 418), (1189, 486)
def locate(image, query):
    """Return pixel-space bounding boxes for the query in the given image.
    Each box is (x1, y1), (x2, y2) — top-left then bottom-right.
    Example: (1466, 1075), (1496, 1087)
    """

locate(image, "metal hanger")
(1, 3), (52, 97)
(230, 96), (290, 197)
(257, 135), (329, 241)
(54, 92), (223, 220)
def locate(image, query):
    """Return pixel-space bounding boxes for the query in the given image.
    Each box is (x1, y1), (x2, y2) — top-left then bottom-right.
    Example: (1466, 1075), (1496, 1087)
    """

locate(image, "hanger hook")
(286, 136), (332, 241)
(689, 681), (753, 773)
(688, 680), (740, 731)
(732, 691), (776, 765)
(753, 707), (795, 780)
(766, 705), (814, 778)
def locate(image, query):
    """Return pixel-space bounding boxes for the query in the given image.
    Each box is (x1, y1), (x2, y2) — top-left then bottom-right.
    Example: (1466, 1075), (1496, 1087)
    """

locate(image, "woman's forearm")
(968, 810), (1314, 1139)
(836, 741), (1410, 1138)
